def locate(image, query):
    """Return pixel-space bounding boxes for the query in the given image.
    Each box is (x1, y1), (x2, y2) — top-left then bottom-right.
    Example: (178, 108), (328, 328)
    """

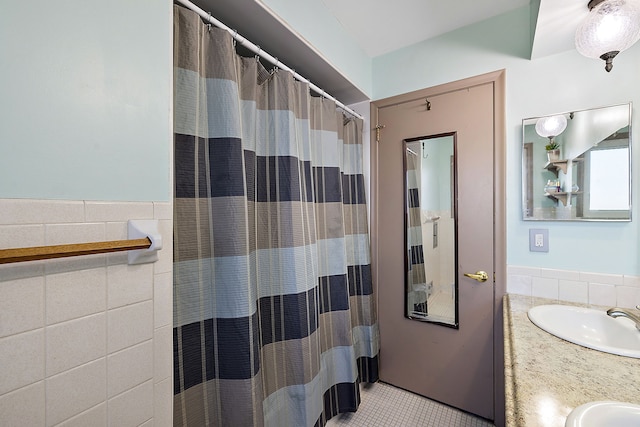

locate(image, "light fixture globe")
(575, 0), (640, 72)
(535, 115), (568, 139)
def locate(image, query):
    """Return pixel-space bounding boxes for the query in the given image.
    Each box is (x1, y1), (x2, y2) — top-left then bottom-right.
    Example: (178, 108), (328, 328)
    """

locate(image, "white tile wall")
(0, 381), (46, 427)
(558, 280), (588, 304)
(623, 275), (640, 287)
(617, 285), (640, 307)
(0, 224), (44, 248)
(154, 378), (173, 427)
(46, 359), (107, 426)
(154, 325), (173, 382)
(46, 313), (106, 376)
(56, 403), (107, 427)
(107, 340), (153, 398)
(107, 301), (154, 353)
(0, 199), (173, 426)
(108, 380), (154, 426)
(508, 265), (640, 308)
(45, 223), (105, 246)
(588, 283), (617, 307)
(154, 272), (173, 328)
(0, 329), (45, 395)
(531, 276), (559, 300)
(44, 254), (108, 276)
(0, 200), (84, 225)
(107, 264), (153, 309)
(84, 201), (154, 223)
(0, 275), (44, 338)
(46, 268), (107, 325)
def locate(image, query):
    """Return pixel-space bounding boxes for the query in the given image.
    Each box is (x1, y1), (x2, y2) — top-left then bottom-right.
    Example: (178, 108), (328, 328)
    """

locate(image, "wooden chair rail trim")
(0, 238), (152, 264)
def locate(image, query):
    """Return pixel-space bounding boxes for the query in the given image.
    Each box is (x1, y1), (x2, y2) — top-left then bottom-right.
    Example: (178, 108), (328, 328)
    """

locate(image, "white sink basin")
(565, 401), (640, 427)
(527, 304), (640, 358)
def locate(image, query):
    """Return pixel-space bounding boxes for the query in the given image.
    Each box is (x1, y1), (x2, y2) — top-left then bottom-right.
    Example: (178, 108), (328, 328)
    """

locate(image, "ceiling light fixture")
(535, 115), (568, 141)
(575, 0), (640, 72)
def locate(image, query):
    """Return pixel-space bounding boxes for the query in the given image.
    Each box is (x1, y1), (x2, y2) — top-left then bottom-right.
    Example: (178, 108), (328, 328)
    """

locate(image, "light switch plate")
(529, 228), (549, 252)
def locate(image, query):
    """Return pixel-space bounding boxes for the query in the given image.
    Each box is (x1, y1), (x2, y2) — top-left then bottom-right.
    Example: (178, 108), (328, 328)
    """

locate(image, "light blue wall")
(258, 0), (372, 97)
(372, 6), (640, 275)
(3, 1), (636, 274)
(372, 7), (531, 100)
(0, 0), (172, 202)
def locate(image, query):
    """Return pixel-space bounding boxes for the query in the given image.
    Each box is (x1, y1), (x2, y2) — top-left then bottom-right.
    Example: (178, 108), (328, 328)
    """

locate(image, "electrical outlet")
(529, 229), (549, 252)
(535, 234), (544, 247)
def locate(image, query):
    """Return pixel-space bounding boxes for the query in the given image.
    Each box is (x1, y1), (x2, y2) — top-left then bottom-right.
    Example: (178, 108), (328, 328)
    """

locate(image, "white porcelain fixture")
(527, 304), (640, 358)
(575, 0), (640, 72)
(565, 401), (640, 426)
(535, 115), (568, 139)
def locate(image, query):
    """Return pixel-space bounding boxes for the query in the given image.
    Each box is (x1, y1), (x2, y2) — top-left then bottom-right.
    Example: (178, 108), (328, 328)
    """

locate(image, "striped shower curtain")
(172, 5), (379, 426)
(405, 152), (427, 315)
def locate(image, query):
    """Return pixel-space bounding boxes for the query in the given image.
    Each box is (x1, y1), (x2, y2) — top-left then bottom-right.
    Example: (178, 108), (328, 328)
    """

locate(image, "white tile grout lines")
(326, 382), (495, 427)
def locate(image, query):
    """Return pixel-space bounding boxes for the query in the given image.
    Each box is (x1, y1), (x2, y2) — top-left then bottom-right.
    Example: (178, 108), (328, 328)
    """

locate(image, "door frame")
(369, 69), (506, 426)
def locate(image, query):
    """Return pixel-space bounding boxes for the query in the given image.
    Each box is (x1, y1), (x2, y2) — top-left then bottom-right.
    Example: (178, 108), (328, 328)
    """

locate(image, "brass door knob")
(464, 271), (488, 282)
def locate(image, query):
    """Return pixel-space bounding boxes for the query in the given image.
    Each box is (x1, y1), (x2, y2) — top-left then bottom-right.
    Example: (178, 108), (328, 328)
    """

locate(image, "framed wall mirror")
(522, 103), (632, 221)
(404, 134), (458, 327)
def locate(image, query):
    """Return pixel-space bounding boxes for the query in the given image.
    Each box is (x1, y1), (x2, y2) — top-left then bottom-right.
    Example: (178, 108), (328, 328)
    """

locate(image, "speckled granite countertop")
(504, 293), (640, 427)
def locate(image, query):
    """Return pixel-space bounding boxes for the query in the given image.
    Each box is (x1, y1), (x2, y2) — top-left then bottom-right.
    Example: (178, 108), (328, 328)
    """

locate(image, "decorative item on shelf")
(545, 179), (561, 194)
(544, 181), (555, 194)
(545, 141), (561, 162)
(575, 0), (640, 72)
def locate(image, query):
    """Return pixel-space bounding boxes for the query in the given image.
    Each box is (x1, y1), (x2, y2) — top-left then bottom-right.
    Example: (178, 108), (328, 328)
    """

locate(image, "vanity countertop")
(504, 293), (640, 427)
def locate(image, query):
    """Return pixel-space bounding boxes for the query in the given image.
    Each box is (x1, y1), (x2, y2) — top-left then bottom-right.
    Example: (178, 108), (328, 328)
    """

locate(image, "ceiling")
(531, 0), (588, 59)
(318, 0), (590, 59)
(320, 0), (531, 57)
(192, 0), (591, 103)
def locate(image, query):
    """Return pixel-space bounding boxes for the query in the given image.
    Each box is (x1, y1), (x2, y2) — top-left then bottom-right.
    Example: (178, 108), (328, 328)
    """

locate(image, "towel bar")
(0, 238), (152, 264)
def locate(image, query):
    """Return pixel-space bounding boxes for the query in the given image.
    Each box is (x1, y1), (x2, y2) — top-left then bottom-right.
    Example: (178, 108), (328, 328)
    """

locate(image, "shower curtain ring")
(207, 12), (212, 31)
(273, 57), (279, 72)
(255, 45), (261, 62)
(232, 29), (238, 47)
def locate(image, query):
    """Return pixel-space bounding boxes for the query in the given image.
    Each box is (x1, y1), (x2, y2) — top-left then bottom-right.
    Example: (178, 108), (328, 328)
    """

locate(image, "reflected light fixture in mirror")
(535, 115), (568, 141)
(575, 0), (640, 72)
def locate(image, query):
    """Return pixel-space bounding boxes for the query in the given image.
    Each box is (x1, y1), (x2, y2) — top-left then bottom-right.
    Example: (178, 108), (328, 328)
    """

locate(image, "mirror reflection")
(522, 103), (632, 221)
(404, 134), (458, 327)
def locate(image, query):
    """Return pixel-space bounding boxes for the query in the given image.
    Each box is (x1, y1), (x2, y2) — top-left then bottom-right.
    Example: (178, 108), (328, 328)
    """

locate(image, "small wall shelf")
(544, 191), (583, 207)
(543, 158), (584, 177)
(544, 160), (569, 176)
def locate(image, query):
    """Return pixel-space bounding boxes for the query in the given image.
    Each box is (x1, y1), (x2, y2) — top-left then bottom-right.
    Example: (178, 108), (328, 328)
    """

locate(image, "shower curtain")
(405, 152), (428, 315)
(172, 5), (379, 426)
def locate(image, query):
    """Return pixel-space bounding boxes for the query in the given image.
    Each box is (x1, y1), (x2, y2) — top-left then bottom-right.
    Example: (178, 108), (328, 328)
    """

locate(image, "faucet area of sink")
(527, 304), (640, 358)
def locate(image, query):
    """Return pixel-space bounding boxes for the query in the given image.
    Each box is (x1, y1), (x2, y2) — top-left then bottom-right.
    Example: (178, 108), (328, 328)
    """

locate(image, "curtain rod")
(175, 0), (364, 120)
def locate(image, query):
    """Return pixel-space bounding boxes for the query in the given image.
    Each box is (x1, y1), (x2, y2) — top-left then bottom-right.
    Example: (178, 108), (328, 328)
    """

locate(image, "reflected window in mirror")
(522, 103), (632, 221)
(584, 133), (630, 218)
(404, 134), (458, 327)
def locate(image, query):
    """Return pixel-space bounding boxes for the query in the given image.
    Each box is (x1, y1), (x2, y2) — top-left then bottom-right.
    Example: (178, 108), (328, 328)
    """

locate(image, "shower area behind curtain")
(172, 5), (379, 427)
(405, 151), (429, 317)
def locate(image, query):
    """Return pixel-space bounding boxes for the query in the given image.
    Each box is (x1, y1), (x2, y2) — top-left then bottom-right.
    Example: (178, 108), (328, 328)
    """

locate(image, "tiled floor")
(410, 291), (455, 324)
(427, 291), (455, 324)
(326, 382), (495, 427)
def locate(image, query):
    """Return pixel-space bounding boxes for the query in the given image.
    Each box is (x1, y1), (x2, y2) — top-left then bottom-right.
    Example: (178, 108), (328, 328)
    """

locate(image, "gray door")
(372, 78), (499, 420)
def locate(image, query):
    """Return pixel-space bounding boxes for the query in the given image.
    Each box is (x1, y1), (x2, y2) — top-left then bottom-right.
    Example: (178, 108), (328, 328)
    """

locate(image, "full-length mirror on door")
(404, 133), (458, 327)
(522, 103), (632, 221)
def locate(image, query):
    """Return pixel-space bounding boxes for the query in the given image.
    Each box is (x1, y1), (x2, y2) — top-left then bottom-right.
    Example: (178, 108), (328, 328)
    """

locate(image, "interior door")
(372, 78), (499, 420)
